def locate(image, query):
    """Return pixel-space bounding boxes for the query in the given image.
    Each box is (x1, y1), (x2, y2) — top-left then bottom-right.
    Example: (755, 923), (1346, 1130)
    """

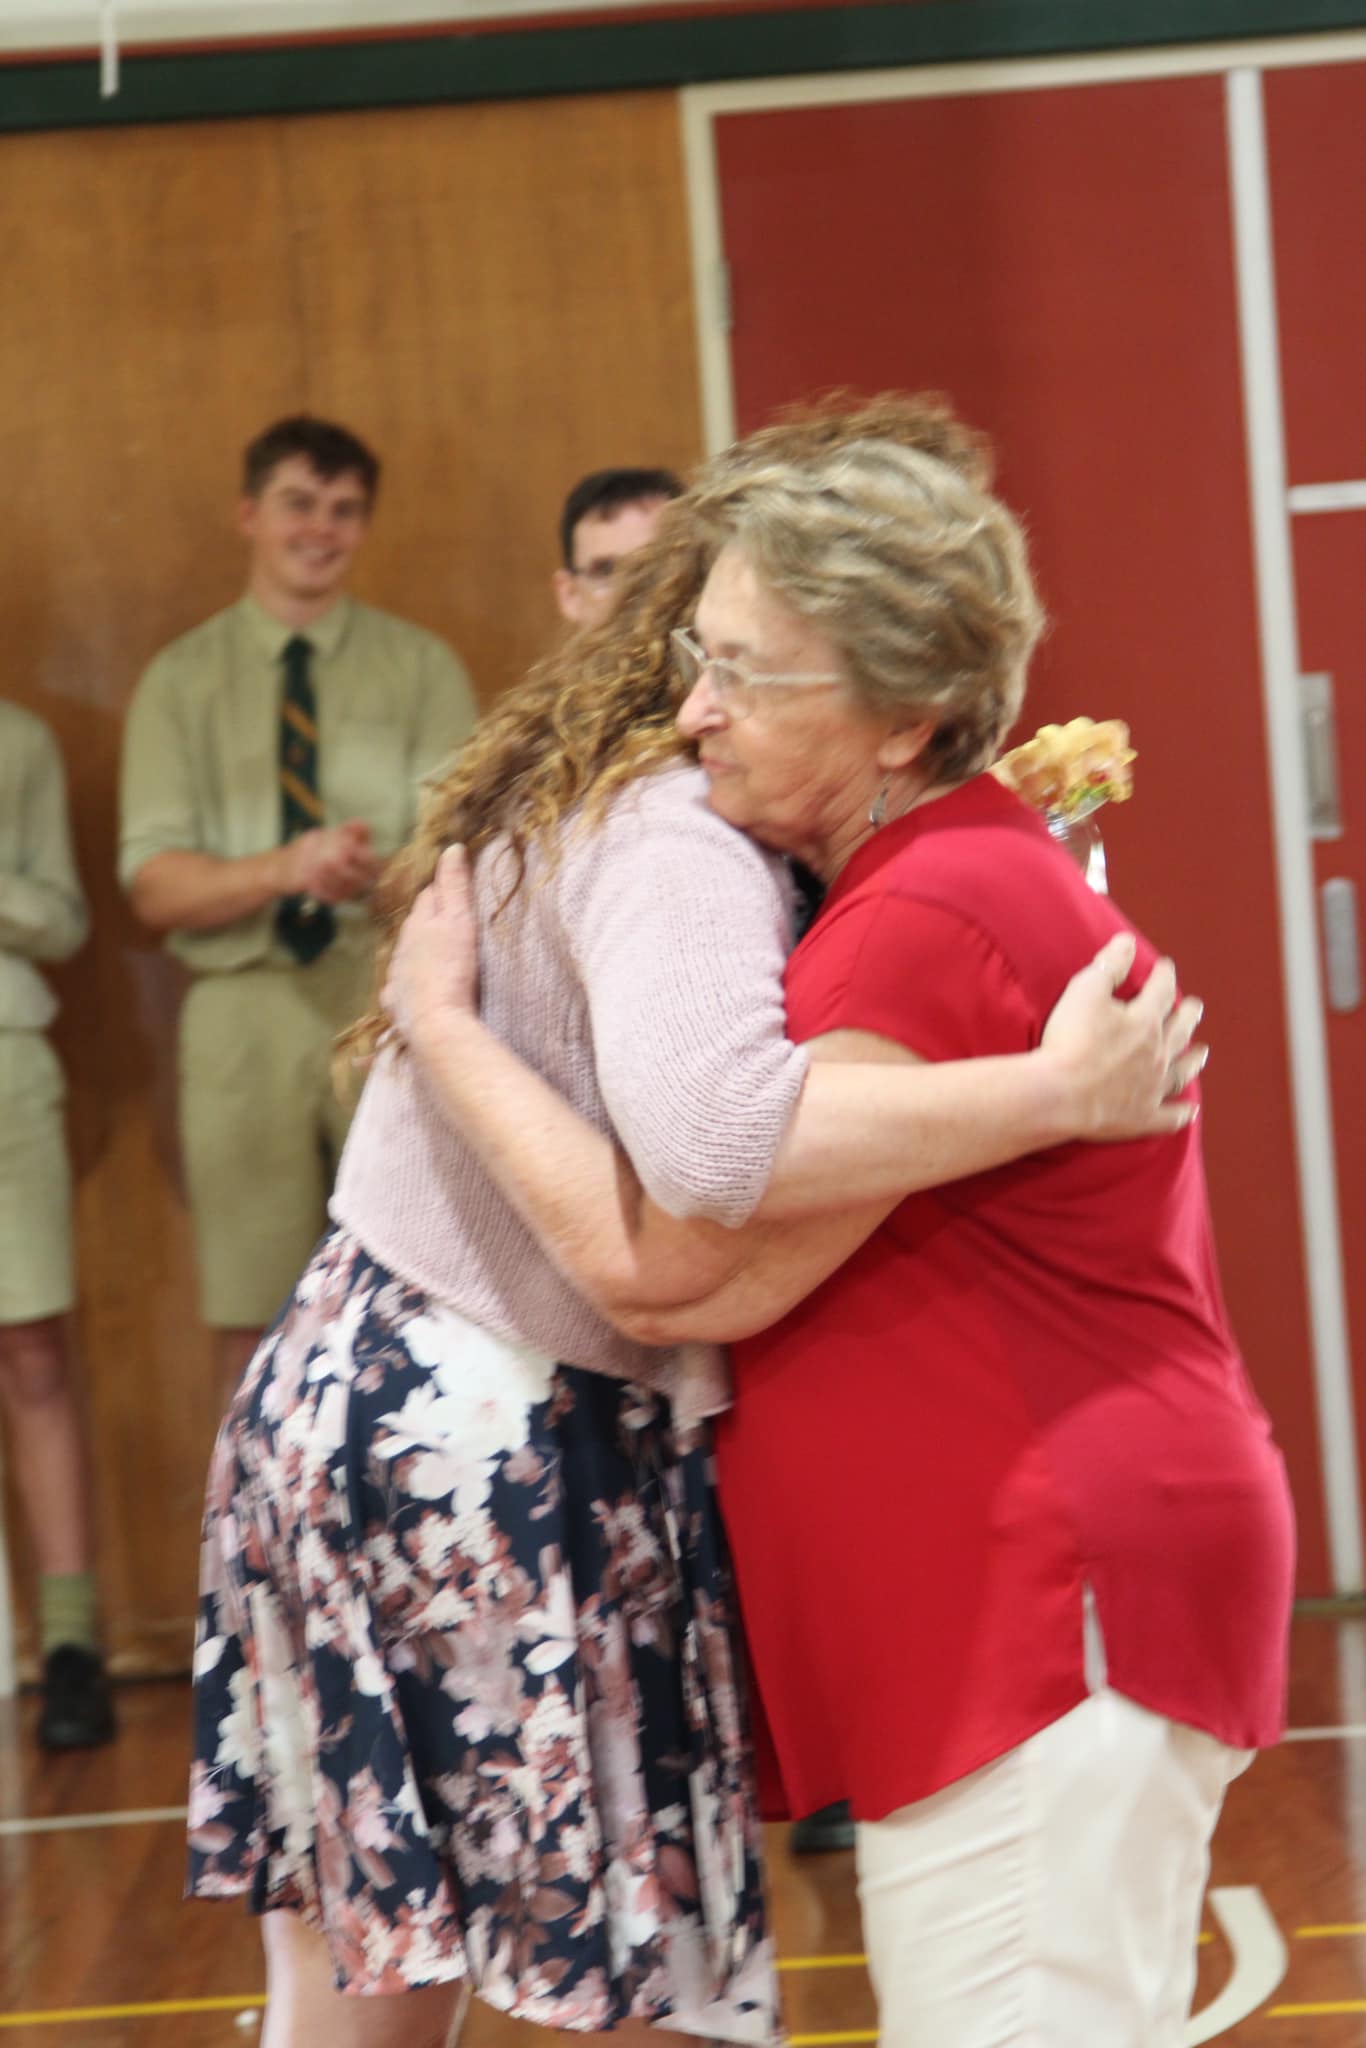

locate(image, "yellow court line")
(776, 1945), (1231, 1965)
(779, 1954), (868, 1970)
(1271, 2001), (1366, 2016)
(0, 2001), (869, 2042)
(0, 1997), (266, 2028)
(791, 1945), (1235, 1968)
(1296, 1923), (1366, 1936)
(2, 1941), (1251, 2036)
(789, 2035), (878, 2046)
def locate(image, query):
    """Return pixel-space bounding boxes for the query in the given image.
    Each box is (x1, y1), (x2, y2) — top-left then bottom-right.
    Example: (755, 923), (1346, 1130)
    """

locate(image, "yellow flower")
(992, 717), (1136, 817)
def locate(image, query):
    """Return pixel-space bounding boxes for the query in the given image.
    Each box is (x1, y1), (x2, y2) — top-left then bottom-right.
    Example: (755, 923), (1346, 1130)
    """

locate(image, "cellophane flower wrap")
(991, 717), (1136, 895)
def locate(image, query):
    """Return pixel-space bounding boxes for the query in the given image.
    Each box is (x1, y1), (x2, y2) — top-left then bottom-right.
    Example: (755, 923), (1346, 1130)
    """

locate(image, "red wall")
(716, 72), (1329, 1586)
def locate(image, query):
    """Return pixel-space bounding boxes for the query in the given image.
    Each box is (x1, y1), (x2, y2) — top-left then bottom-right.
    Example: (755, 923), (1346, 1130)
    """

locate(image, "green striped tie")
(274, 635), (336, 964)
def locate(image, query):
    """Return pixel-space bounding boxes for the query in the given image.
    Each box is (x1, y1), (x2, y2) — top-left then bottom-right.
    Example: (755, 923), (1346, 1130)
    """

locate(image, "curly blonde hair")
(341, 391), (1012, 1069)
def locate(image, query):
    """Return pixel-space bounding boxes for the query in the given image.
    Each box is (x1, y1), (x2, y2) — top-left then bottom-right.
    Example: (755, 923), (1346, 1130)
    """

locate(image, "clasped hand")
(281, 819), (381, 903)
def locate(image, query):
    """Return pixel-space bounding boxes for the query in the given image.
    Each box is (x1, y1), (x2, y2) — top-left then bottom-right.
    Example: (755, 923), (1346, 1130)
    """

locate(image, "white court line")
(1288, 481), (1366, 515)
(0, 1805), (186, 1837)
(3, 1738), (1366, 1837)
(1186, 1888), (1288, 2044)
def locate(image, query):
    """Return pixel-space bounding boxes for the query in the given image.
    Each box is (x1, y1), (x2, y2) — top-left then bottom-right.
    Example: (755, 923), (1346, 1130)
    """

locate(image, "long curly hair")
(341, 391), (997, 1070)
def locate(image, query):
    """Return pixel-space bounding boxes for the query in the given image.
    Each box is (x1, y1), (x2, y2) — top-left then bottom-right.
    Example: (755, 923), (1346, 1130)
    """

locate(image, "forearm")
(403, 1007), (1076, 1320)
(406, 1010), (748, 1314)
(404, 1011), (907, 1342)
(615, 1197), (895, 1344)
(128, 848), (288, 933)
(753, 1050), (1074, 1221)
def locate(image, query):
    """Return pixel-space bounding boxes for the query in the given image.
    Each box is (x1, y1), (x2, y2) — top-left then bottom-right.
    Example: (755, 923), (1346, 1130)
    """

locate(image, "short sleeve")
(565, 773), (809, 1226)
(792, 889), (1040, 1062)
(118, 653), (200, 888)
(412, 637), (479, 790)
(0, 718), (88, 963)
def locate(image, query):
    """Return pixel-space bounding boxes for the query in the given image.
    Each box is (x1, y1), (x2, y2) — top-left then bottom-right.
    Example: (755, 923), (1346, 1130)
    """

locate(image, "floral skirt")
(187, 1227), (780, 2040)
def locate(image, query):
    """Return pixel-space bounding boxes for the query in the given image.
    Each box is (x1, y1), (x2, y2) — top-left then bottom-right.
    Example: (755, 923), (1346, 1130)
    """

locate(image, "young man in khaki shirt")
(0, 701), (114, 1748)
(119, 417), (477, 1401)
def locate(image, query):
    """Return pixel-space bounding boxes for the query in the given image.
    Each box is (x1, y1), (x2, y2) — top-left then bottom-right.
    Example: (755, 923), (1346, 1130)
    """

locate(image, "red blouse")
(716, 775), (1295, 1824)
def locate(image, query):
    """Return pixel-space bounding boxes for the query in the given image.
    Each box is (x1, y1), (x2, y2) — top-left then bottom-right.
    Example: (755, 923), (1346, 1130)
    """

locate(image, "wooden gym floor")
(4, 1611), (1366, 2045)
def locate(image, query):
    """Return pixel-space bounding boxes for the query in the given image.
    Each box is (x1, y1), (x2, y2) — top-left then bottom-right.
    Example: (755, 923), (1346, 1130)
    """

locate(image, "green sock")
(38, 1571), (99, 1658)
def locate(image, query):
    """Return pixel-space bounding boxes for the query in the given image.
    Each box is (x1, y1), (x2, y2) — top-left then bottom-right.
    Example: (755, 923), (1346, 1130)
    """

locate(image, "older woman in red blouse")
(388, 403), (1294, 2047)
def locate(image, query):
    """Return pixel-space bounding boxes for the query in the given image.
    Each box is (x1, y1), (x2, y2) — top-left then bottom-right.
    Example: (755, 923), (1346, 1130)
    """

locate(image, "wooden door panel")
(0, 89), (702, 1674)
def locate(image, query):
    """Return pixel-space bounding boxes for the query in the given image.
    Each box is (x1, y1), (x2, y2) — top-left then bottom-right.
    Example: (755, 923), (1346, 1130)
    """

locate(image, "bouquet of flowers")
(991, 718), (1136, 894)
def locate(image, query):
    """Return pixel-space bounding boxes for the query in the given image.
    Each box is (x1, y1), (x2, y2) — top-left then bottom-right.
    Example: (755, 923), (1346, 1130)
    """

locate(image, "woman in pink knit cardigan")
(186, 399), (1203, 2048)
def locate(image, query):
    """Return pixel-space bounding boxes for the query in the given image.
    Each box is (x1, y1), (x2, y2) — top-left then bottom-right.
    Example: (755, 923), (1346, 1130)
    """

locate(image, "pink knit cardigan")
(331, 765), (809, 1425)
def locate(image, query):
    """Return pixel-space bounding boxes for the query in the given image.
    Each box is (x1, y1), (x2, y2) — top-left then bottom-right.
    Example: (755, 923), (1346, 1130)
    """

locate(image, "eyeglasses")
(670, 627), (845, 719)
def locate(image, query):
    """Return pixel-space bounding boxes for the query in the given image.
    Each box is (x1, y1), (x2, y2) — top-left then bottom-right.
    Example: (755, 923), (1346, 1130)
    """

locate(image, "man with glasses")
(553, 467), (683, 631)
(119, 416), (476, 1405)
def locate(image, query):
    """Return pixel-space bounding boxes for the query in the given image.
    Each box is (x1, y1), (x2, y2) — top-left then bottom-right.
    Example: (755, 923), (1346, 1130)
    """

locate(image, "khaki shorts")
(0, 1030), (75, 1325)
(179, 948), (373, 1328)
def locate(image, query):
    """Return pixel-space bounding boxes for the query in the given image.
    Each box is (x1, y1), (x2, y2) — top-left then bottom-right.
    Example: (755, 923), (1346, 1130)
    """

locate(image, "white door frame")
(681, 28), (1366, 1591)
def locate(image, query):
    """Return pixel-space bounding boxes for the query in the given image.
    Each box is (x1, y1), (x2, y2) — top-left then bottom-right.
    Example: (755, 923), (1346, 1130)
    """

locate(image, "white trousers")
(856, 1632), (1251, 2047)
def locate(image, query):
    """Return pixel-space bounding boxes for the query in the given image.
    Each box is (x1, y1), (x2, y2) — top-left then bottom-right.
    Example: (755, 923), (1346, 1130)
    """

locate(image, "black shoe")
(37, 1645), (116, 1751)
(790, 1799), (855, 1853)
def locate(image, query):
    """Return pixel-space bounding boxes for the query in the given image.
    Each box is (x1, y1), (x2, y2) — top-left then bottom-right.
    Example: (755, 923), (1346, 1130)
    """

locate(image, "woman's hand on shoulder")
(1042, 932), (1208, 1141)
(382, 845), (480, 1057)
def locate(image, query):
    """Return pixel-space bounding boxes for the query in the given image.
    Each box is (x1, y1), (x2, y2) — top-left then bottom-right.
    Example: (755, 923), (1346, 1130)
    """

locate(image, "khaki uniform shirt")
(0, 701), (89, 1030)
(118, 595), (476, 973)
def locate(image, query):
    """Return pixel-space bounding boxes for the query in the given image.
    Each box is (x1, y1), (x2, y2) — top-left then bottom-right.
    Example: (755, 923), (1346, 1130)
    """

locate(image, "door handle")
(1301, 673), (1341, 839)
(1322, 878), (1361, 1014)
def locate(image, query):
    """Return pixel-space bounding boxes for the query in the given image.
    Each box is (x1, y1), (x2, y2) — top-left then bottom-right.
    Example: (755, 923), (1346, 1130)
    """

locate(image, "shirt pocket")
(322, 721), (414, 859)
